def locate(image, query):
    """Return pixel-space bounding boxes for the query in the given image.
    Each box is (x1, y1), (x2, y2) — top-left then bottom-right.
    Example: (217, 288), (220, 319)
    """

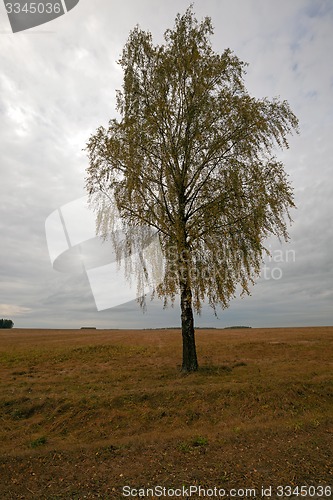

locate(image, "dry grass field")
(0, 326), (332, 499)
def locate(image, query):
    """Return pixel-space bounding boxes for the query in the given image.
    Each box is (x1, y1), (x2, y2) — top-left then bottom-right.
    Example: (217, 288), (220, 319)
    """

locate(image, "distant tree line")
(224, 326), (251, 330)
(0, 319), (14, 329)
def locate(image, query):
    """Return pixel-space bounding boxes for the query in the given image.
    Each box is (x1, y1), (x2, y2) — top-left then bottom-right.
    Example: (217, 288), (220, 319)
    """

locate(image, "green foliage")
(191, 435), (208, 447)
(86, 6), (298, 313)
(179, 435), (208, 452)
(29, 436), (47, 448)
(0, 319), (14, 329)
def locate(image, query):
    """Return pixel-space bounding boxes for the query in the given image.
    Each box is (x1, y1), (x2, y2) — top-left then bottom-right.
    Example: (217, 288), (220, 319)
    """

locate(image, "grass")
(29, 436), (47, 449)
(0, 326), (332, 499)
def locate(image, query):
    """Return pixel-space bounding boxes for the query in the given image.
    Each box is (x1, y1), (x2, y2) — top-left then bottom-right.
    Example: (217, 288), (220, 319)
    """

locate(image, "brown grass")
(0, 327), (332, 499)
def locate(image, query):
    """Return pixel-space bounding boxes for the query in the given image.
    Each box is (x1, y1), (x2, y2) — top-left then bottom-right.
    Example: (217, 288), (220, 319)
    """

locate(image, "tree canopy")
(86, 7), (298, 371)
(0, 319), (14, 329)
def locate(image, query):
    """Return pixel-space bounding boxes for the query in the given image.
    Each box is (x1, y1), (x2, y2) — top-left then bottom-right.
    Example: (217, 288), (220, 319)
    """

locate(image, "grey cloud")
(1, 0), (332, 329)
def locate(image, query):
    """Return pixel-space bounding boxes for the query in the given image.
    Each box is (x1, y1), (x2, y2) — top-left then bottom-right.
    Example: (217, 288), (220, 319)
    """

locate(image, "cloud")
(0, 0), (332, 328)
(0, 304), (32, 317)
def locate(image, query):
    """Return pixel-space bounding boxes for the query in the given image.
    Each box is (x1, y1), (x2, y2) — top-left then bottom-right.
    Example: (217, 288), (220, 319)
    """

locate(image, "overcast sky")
(0, 0), (332, 329)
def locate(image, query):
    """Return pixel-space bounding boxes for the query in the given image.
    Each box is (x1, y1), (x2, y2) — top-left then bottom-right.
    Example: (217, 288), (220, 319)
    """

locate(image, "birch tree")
(85, 7), (299, 372)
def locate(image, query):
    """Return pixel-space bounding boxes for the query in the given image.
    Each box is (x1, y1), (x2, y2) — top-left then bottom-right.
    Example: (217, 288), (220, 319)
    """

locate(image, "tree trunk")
(180, 280), (198, 372)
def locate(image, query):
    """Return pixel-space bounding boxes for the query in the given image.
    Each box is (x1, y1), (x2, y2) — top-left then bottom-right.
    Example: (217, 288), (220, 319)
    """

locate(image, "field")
(0, 327), (332, 499)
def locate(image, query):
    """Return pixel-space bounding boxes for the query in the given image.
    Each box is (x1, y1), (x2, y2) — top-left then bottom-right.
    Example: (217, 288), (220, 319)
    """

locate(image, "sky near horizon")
(0, 0), (332, 329)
